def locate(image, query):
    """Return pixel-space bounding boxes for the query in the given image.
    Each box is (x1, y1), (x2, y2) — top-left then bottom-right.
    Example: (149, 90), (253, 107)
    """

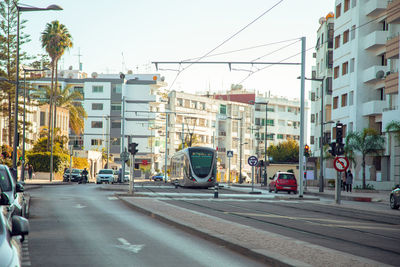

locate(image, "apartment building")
(332, 0), (400, 189)
(310, 13), (335, 181)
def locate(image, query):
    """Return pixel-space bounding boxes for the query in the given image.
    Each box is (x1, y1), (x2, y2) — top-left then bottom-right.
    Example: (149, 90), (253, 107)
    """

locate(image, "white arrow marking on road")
(108, 196), (118, 200)
(116, 238), (144, 254)
(74, 204), (86, 209)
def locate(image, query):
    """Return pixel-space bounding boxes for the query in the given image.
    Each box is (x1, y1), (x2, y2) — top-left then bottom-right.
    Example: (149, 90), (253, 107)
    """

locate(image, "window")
(177, 98), (183, 106)
(92, 85), (103, 93)
(277, 134), (284, 139)
(349, 91), (354, 105)
(219, 105), (226, 115)
(333, 96), (339, 109)
(74, 86), (84, 95)
(344, 0), (350, 12)
(91, 121), (103, 128)
(334, 66), (340, 79)
(91, 139), (103, 146)
(40, 111), (46, 126)
(267, 119), (274, 126)
(335, 35), (341, 49)
(336, 3), (341, 18)
(92, 103), (103, 110)
(351, 25), (356, 40)
(343, 30), (349, 44)
(111, 121), (121, 128)
(267, 134), (274, 140)
(311, 114), (315, 123)
(341, 94), (348, 107)
(327, 50), (333, 68)
(111, 104), (121, 111)
(350, 58), (355, 73)
(310, 136), (315, 145)
(267, 106), (275, 112)
(381, 54), (387, 66)
(328, 23), (334, 49)
(311, 92), (315, 101)
(255, 118), (260, 125)
(112, 84), (122, 94)
(342, 62), (348, 75)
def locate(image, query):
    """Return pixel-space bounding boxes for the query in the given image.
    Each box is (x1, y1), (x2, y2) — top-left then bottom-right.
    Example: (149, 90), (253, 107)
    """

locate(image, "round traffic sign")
(333, 157), (349, 172)
(142, 160), (148, 165)
(248, 156), (258, 166)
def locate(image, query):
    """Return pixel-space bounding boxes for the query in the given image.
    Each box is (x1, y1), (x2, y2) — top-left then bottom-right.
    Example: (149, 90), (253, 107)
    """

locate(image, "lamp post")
(21, 67), (49, 182)
(12, 3), (62, 180)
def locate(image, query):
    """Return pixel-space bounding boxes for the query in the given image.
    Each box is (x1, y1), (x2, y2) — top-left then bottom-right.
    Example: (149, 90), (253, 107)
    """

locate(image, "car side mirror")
(269, 177), (273, 180)
(16, 183), (24, 193)
(11, 215), (29, 242)
(0, 192), (10, 205)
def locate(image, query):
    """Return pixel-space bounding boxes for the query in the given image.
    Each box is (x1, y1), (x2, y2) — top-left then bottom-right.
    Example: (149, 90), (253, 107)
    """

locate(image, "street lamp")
(12, 3), (63, 180)
(249, 101), (268, 185)
(21, 67), (49, 181)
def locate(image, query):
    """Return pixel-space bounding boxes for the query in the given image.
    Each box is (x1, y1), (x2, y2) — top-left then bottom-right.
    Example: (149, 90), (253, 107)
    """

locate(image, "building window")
(335, 35), (341, 49)
(91, 121), (103, 128)
(267, 119), (274, 126)
(267, 106), (274, 112)
(336, 3), (341, 18)
(343, 30), (349, 44)
(351, 25), (356, 40)
(334, 66), (340, 79)
(92, 85), (103, 93)
(111, 104), (121, 111)
(112, 84), (122, 94)
(267, 134), (274, 141)
(177, 98), (183, 106)
(344, 0), (350, 12)
(311, 114), (315, 123)
(342, 62), (349, 75)
(255, 118), (260, 125)
(91, 139), (103, 146)
(40, 111), (46, 126)
(219, 104), (226, 115)
(349, 91), (354, 105)
(333, 96), (339, 109)
(277, 134), (284, 139)
(92, 103), (103, 110)
(381, 54), (387, 66)
(341, 94), (348, 107)
(310, 136), (315, 145)
(111, 121), (121, 128)
(350, 58), (355, 73)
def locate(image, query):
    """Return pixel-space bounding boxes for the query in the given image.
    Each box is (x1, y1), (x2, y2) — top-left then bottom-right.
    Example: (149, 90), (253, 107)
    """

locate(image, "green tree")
(267, 139), (299, 163)
(0, 0), (31, 146)
(177, 134), (201, 150)
(385, 120), (400, 142)
(345, 128), (385, 189)
(40, 20), (73, 148)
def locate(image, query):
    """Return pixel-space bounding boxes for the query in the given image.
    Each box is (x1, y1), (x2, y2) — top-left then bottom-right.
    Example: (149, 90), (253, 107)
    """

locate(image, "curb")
(304, 191), (375, 202)
(116, 195), (310, 267)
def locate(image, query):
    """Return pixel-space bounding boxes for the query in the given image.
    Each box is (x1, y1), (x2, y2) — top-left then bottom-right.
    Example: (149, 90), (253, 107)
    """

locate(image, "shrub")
(72, 157), (89, 169)
(26, 152), (70, 173)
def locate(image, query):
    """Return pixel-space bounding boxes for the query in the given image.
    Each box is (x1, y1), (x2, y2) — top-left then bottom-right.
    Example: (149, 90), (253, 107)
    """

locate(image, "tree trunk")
(47, 60), (55, 150)
(362, 155), (366, 189)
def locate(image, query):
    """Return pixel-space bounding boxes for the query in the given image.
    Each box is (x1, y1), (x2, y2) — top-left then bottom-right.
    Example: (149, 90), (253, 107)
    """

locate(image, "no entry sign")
(334, 157), (349, 172)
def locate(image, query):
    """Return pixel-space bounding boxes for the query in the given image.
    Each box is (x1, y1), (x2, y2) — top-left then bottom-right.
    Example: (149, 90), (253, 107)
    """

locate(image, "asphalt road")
(163, 197), (400, 266)
(25, 184), (265, 267)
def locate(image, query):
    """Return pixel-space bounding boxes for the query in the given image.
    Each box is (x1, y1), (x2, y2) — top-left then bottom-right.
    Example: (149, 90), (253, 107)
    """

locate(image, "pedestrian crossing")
(21, 236), (31, 266)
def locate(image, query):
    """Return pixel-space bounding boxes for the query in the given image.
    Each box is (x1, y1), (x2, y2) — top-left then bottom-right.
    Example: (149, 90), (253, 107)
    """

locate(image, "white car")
(96, 169), (116, 184)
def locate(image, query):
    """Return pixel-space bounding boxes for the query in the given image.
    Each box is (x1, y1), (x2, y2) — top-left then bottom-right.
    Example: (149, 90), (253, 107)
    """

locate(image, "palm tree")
(385, 120), (400, 142)
(345, 128), (385, 189)
(40, 20), (73, 149)
(31, 84), (87, 135)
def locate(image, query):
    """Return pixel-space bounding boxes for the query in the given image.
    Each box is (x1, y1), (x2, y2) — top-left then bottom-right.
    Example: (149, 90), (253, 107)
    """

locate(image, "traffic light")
(304, 144), (310, 157)
(328, 142), (337, 156)
(128, 142), (139, 155)
(336, 142), (345, 156)
(336, 123), (343, 144)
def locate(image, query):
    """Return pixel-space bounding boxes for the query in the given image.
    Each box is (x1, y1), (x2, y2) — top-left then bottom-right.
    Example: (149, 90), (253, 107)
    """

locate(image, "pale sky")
(21, 0), (334, 98)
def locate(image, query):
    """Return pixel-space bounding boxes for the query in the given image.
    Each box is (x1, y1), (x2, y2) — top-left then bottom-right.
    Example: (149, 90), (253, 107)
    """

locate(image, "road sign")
(141, 160), (148, 165)
(227, 150), (233, 158)
(333, 157), (349, 172)
(120, 151), (129, 159)
(248, 156), (258, 166)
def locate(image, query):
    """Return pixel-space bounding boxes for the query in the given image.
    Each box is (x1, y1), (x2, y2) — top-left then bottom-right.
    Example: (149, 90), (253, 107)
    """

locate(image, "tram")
(170, 147), (217, 188)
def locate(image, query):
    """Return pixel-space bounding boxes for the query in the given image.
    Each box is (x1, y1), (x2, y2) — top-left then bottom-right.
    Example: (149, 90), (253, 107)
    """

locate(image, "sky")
(20, 0), (334, 99)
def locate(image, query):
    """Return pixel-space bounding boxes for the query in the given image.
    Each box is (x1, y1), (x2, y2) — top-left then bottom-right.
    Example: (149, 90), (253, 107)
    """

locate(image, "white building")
(332, 0), (400, 188)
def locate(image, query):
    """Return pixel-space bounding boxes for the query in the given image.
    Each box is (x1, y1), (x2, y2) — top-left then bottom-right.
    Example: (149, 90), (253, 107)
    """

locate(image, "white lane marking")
(108, 197), (118, 200)
(116, 238), (144, 254)
(74, 204), (86, 209)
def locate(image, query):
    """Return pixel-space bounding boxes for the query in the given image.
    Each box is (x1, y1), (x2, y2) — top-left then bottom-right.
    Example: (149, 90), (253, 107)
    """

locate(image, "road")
(25, 184), (265, 267)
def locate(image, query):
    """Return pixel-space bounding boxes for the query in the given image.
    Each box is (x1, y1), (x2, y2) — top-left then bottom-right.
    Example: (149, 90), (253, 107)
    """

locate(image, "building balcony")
(363, 65), (388, 83)
(365, 0), (387, 16)
(362, 100), (386, 116)
(387, 0), (400, 24)
(385, 72), (399, 94)
(386, 35), (399, 59)
(364, 30), (387, 50)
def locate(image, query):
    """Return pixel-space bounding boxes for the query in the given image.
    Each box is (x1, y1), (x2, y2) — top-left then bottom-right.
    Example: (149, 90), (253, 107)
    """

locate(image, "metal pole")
(164, 113), (169, 182)
(299, 36), (306, 197)
(228, 157), (231, 187)
(106, 116), (110, 168)
(129, 153), (134, 194)
(69, 146), (72, 182)
(239, 118), (242, 183)
(12, 8), (21, 179)
(335, 171), (341, 204)
(319, 82), (324, 192)
(21, 72), (26, 182)
(251, 165), (254, 193)
(305, 156), (308, 191)
(264, 103), (267, 185)
(121, 96), (125, 183)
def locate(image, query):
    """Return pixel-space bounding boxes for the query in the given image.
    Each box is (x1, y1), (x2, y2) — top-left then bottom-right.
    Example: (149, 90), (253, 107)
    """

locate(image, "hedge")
(26, 152), (70, 173)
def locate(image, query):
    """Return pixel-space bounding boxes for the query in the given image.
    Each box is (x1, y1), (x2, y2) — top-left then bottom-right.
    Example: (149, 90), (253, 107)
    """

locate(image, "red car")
(268, 172), (298, 194)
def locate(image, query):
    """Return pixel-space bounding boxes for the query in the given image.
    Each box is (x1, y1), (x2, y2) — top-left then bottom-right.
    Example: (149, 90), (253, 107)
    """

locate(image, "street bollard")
(214, 183), (219, 198)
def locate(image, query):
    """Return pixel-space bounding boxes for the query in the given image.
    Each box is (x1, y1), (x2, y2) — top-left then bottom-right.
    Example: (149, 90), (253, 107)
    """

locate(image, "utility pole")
(121, 96), (126, 183)
(299, 36), (306, 198)
(164, 113), (169, 182)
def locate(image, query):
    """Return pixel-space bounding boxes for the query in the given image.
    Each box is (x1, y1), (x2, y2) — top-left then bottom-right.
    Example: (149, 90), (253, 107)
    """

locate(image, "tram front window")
(189, 149), (213, 178)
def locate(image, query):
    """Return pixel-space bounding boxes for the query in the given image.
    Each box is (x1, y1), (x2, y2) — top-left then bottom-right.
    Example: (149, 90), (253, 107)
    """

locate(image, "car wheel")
(274, 188), (278, 193)
(390, 195), (399, 209)
(287, 191), (291, 194)
(268, 187), (272, 193)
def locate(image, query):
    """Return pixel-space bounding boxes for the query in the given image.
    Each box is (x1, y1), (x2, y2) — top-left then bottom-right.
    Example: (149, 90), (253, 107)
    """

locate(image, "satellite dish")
(376, 70), (385, 79)
(91, 72), (98, 78)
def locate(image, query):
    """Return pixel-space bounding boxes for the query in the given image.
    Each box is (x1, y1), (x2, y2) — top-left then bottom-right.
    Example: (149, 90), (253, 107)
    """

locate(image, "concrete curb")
(117, 195), (310, 267)
(303, 191), (377, 202)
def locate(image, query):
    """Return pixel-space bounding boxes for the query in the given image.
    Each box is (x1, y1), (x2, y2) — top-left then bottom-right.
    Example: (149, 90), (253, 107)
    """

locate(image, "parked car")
(268, 171), (298, 194)
(0, 190), (30, 267)
(0, 165), (27, 218)
(390, 184), (400, 209)
(96, 169), (116, 184)
(63, 168), (83, 182)
(152, 173), (164, 181)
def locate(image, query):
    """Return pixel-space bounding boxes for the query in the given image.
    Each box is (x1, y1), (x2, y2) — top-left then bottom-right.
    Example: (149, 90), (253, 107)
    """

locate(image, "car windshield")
(189, 148), (213, 178)
(99, 170), (113, 174)
(72, 169), (81, 173)
(278, 173), (296, 180)
(0, 168), (12, 192)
